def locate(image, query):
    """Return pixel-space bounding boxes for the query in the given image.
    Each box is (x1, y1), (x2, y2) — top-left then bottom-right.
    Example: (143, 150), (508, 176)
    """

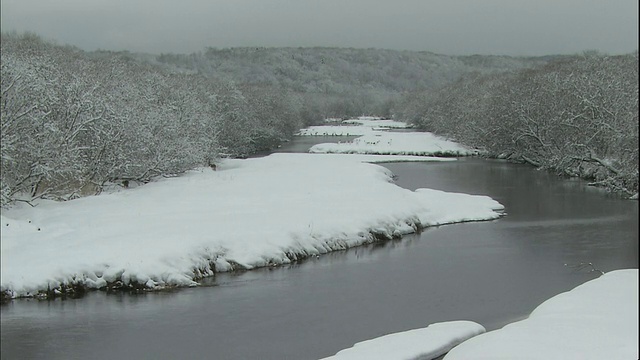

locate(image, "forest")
(1, 33), (305, 206)
(396, 52), (638, 197)
(1, 32), (637, 207)
(152, 46), (548, 119)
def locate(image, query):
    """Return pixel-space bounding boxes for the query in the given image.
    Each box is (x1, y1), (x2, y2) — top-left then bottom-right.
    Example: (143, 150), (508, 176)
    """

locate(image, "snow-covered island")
(297, 117), (477, 157)
(0, 153), (504, 300)
(341, 117), (412, 129)
(309, 132), (476, 157)
(297, 117), (411, 136)
(322, 269), (638, 360)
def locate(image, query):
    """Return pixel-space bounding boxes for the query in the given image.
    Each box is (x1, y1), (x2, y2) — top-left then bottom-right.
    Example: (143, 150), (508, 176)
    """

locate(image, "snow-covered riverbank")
(320, 321), (486, 360)
(321, 269), (638, 360)
(445, 269), (638, 359)
(296, 117), (411, 136)
(309, 131), (476, 156)
(296, 117), (476, 156)
(1, 153), (504, 299)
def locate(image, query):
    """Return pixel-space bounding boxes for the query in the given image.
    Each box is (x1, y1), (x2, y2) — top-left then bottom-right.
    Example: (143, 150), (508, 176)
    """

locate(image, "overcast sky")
(1, 0), (637, 56)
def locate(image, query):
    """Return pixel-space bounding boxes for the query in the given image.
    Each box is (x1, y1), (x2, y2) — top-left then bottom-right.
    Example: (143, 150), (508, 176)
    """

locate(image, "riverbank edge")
(0, 213), (505, 304)
(483, 152), (639, 200)
(299, 129), (638, 199)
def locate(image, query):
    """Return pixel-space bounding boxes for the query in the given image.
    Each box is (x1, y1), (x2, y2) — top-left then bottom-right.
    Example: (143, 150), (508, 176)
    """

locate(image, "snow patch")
(445, 270), (639, 360)
(310, 132), (476, 157)
(320, 321), (485, 360)
(341, 118), (410, 129)
(297, 118), (410, 136)
(297, 125), (376, 136)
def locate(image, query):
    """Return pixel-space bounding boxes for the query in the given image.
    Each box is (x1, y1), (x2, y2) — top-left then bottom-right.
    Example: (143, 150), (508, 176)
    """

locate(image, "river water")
(1, 137), (638, 360)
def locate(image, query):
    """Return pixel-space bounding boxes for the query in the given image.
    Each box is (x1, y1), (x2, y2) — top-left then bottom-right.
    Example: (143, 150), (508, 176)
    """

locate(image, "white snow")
(320, 270), (638, 360)
(297, 125), (377, 136)
(341, 118), (410, 129)
(320, 321), (486, 360)
(297, 119), (474, 156)
(325, 154), (457, 164)
(1, 153), (504, 298)
(444, 269), (639, 360)
(310, 132), (476, 157)
(297, 118), (410, 136)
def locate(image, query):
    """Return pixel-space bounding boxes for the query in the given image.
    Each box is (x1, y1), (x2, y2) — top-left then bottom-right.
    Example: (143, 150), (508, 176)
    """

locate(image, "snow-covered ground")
(332, 154), (457, 164)
(297, 125), (379, 136)
(320, 321), (485, 360)
(322, 270), (638, 360)
(445, 269), (638, 359)
(309, 132), (476, 157)
(1, 153), (503, 299)
(341, 118), (410, 129)
(298, 119), (475, 156)
(297, 117), (410, 136)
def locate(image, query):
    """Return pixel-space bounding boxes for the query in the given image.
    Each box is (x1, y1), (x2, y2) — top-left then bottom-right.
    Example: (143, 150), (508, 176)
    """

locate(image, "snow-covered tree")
(398, 52), (638, 196)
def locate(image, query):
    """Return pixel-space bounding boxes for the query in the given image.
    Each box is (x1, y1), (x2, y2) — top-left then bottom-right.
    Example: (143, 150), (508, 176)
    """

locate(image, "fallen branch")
(565, 262), (605, 275)
(571, 155), (621, 175)
(521, 155), (541, 167)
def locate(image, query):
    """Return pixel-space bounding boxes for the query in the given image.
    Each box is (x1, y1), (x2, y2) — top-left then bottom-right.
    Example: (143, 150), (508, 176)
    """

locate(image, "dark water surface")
(1, 138), (638, 360)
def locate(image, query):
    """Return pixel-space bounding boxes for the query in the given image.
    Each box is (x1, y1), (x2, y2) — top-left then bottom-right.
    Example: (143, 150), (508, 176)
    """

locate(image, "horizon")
(3, 30), (637, 59)
(1, 0), (637, 57)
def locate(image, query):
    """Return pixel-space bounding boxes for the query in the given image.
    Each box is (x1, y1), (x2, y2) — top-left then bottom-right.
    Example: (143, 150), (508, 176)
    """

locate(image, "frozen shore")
(309, 132), (476, 157)
(446, 269), (639, 359)
(1, 153), (504, 300)
(320, 321), (486, 360)
(296, 118), (411, 136)
(322, 270), (638, 360)
(296, 117), (473, 157)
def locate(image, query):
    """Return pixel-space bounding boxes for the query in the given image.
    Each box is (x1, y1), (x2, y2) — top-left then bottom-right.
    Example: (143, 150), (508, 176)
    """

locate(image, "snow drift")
(1, 153), (503, 299)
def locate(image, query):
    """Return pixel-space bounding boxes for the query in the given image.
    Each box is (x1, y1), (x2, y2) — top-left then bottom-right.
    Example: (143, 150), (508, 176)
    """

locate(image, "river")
(1, 136), (637, 360)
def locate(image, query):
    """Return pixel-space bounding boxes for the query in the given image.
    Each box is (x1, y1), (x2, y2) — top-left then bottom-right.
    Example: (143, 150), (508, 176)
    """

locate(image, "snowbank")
(297, 125), (378, 136)
(445, 269), (639, 360)
(320, 321), (485, 360)
(341, 118), (410, 129)
(325, 154), (457, 164)
(310, 132), (476, 157)
(296, 118), (410, 136)
(1, 153), (503, 299)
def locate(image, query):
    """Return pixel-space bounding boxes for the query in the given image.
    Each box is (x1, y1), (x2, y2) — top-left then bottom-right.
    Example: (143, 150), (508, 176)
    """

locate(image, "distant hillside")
(155, 48), (546, 91)
(150, 47), (551, 118)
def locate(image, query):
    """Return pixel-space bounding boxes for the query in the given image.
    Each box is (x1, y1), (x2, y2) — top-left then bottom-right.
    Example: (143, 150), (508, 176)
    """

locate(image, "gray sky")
(1, 0), (638, 56)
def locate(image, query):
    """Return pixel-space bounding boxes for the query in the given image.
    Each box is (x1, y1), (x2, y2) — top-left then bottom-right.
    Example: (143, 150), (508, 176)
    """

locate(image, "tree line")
(153, 47), (548, 120)
(2, 32), (637, 206)
(1, 33), (304, 206)
(396, 52), (639, 197)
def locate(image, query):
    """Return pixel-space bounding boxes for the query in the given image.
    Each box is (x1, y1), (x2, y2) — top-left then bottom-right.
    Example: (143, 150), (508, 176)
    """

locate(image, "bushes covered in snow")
(0, 33), (304, 207)
(399, 52), (639, 197)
